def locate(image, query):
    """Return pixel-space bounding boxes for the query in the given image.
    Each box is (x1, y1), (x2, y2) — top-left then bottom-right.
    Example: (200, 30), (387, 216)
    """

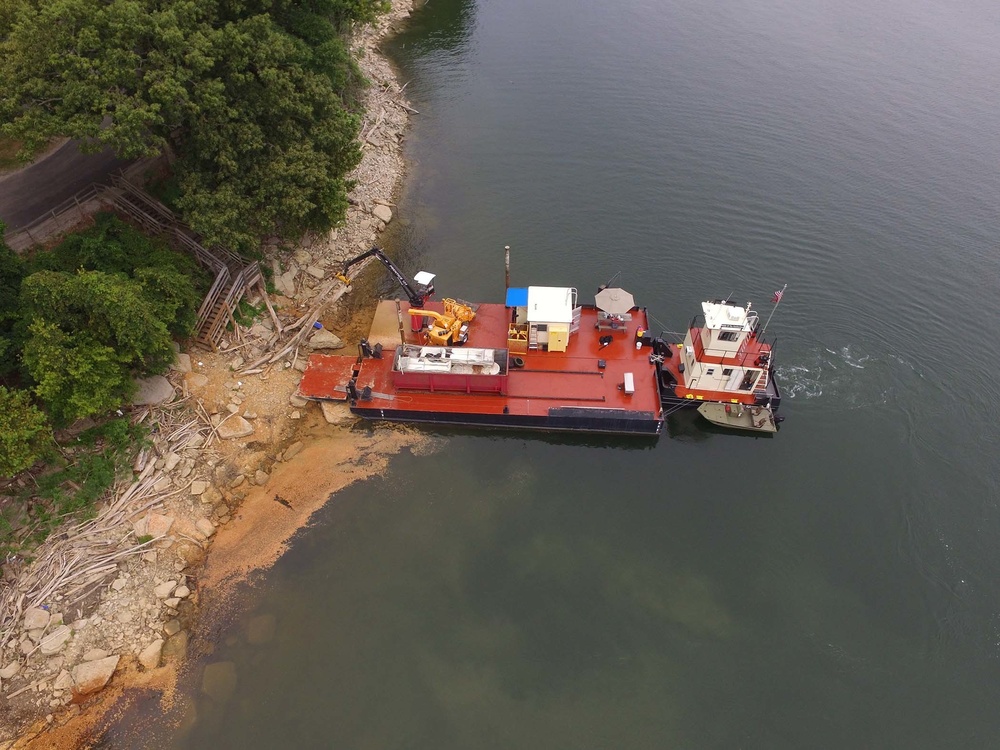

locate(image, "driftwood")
(239, 274), (353, 374)
(0, 401), (212, 654)
(362, 107), (387, 143)
(257, 281), (283, 335)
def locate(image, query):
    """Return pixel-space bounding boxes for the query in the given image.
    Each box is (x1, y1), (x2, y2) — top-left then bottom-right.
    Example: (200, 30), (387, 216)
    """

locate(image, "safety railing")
(5, 174), (263, 350)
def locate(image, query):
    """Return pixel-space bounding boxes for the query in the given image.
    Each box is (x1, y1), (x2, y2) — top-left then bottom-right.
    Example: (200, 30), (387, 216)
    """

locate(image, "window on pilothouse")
(719, 331), (739, 342)
(706, 368), (715, 375)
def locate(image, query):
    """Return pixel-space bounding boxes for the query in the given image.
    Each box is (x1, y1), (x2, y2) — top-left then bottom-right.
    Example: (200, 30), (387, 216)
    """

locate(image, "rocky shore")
(0, 2), (425, 746)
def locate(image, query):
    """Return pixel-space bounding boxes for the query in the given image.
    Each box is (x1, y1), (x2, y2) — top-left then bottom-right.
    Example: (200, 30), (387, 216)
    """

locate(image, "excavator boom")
(337, 247), (434, 308)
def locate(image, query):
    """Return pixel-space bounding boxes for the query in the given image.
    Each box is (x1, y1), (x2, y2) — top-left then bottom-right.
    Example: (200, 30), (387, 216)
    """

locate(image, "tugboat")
(653, 292), (784, 433)
(298, 247), (784, 436)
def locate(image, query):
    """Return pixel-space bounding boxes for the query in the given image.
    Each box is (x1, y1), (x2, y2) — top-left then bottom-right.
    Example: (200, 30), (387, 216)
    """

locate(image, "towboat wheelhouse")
(655, 298), (783, 431)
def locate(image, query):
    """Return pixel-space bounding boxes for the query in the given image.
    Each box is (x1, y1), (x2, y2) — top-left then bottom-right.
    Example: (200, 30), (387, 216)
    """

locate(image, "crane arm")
(407, 308), (448, 326)
(337, 246), (433, 308)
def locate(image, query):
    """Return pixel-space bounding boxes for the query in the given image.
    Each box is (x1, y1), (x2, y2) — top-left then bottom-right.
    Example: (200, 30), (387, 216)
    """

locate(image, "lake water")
(137, 0), (1000, 746)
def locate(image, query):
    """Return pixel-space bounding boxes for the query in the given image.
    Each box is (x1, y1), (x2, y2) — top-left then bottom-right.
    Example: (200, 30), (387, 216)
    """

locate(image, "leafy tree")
(134, 266), (200, 336)
(18, 269), (178, 422)
(0, 385), (50, 476)
(0, 0), (388, 253)
(21, 320), (135, 424)
(0, 216), (201, 423)
(21, 270), (174, 368)
(172, 13), (364, 251)
(34, 213), (201, 278)
(27, 213), (205, 337)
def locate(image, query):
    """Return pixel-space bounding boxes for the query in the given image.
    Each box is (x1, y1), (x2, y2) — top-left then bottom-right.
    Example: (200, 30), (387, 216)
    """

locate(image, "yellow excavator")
(408, 298), (476, 346)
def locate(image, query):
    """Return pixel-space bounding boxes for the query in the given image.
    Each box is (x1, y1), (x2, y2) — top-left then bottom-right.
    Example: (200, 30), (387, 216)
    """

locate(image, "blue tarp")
(505, 287), (528, 307)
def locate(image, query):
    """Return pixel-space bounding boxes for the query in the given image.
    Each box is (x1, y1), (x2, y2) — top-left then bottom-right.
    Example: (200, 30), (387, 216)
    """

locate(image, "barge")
(298, 249), (783, 436)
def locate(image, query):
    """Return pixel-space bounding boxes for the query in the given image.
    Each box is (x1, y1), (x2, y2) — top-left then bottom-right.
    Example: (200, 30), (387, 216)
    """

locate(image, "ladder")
(528, 325), (539, 350)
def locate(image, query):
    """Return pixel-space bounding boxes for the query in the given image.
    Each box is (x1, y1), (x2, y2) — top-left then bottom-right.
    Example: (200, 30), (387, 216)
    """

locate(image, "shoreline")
(0, 2), (424, 745)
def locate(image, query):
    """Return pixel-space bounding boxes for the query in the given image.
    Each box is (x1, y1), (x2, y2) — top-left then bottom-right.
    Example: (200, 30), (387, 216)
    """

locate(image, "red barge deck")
(299, 298), (664, 436)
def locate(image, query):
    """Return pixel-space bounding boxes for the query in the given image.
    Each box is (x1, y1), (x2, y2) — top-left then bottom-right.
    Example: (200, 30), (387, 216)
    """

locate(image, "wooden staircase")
(108, 176), (262, 350)
(5, 173), (267, 351)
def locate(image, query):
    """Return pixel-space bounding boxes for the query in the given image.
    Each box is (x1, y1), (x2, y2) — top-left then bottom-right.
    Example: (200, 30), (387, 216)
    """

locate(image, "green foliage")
(31, 213), (206, 286)
(20, 270), (176, 371)
(148, 174), (183, 211)
(77, 416), (148, 453)
(135, 265), (201, 336)
(1, 215), (202, 424)
(171, 13), (364, 252)
(22, 320), (136, 424)
(0, 0), (387, 254)
(0, 385), (50, 477)
(34, 419), (147, 519)
(2, 417), (146, 554)
(233, 299), (264, 328)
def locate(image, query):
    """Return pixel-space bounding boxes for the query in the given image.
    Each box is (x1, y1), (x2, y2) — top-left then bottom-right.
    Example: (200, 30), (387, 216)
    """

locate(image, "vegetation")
(233, 299), (266, 328)
(1, 417), (145, 557)
(0, 214), (203, 436)
(0, 224), (25, 379)
(9, 214), (206, 424)
(0, 0), (392, 556)
(0, 136), (25, 172)
(0, 386), (50, 477)
(0, 216), (172, 552)
(0, 0), (389, 253)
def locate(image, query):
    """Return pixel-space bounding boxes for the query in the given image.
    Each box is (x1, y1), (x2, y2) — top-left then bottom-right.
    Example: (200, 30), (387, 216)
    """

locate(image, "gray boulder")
(132, 376), (174, 405)
(217, 415), (254, 440)
(308, 330), (344, 350)
(373, 204), (393, 223)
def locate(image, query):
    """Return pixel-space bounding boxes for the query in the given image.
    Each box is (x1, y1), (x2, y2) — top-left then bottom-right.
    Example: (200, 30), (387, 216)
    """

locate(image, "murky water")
(123, 0), (1000, 746)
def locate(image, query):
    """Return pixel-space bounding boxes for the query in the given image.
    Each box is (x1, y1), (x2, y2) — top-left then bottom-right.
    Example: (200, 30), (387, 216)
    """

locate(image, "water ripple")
(776, 344), (926, 408)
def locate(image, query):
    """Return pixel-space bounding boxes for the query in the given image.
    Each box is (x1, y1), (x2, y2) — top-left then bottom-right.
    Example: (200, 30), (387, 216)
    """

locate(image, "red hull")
(299, 300), (664, 436)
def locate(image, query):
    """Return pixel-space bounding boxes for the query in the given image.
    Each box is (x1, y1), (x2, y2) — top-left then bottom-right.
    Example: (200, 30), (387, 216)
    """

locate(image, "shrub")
(0, 385), (50, 477)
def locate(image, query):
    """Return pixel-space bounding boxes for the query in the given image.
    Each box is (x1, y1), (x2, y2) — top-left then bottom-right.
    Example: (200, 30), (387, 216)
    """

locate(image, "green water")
(130, 0), (1000, 746)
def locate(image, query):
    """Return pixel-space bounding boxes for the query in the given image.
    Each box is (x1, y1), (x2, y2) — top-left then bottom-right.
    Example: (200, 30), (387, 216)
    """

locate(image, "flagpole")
(759, 284), (787, 339)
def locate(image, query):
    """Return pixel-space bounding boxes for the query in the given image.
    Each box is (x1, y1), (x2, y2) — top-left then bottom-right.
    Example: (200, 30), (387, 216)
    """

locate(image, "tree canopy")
(0, 0), (388, 252)
(4, 214), (203, 424)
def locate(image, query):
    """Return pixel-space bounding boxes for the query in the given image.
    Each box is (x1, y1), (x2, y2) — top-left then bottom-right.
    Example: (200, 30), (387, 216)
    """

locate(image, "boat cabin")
(505, 286), (579, 353)
(681, 300), (769, 395)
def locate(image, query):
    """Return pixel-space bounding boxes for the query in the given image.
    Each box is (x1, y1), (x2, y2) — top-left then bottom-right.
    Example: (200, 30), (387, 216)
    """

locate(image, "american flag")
(772, 289), (784, 303)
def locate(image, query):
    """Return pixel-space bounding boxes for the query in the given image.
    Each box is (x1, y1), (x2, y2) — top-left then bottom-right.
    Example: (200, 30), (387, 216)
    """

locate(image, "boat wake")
(776, 345), (922, 407)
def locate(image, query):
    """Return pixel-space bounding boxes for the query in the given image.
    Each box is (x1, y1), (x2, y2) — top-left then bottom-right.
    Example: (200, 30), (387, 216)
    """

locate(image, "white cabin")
(506, 286), (579, 353)
(681, 300), (766, 394)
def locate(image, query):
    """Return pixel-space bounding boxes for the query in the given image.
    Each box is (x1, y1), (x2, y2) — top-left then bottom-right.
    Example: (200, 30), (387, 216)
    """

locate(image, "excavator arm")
(336, 247), (434, 308)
